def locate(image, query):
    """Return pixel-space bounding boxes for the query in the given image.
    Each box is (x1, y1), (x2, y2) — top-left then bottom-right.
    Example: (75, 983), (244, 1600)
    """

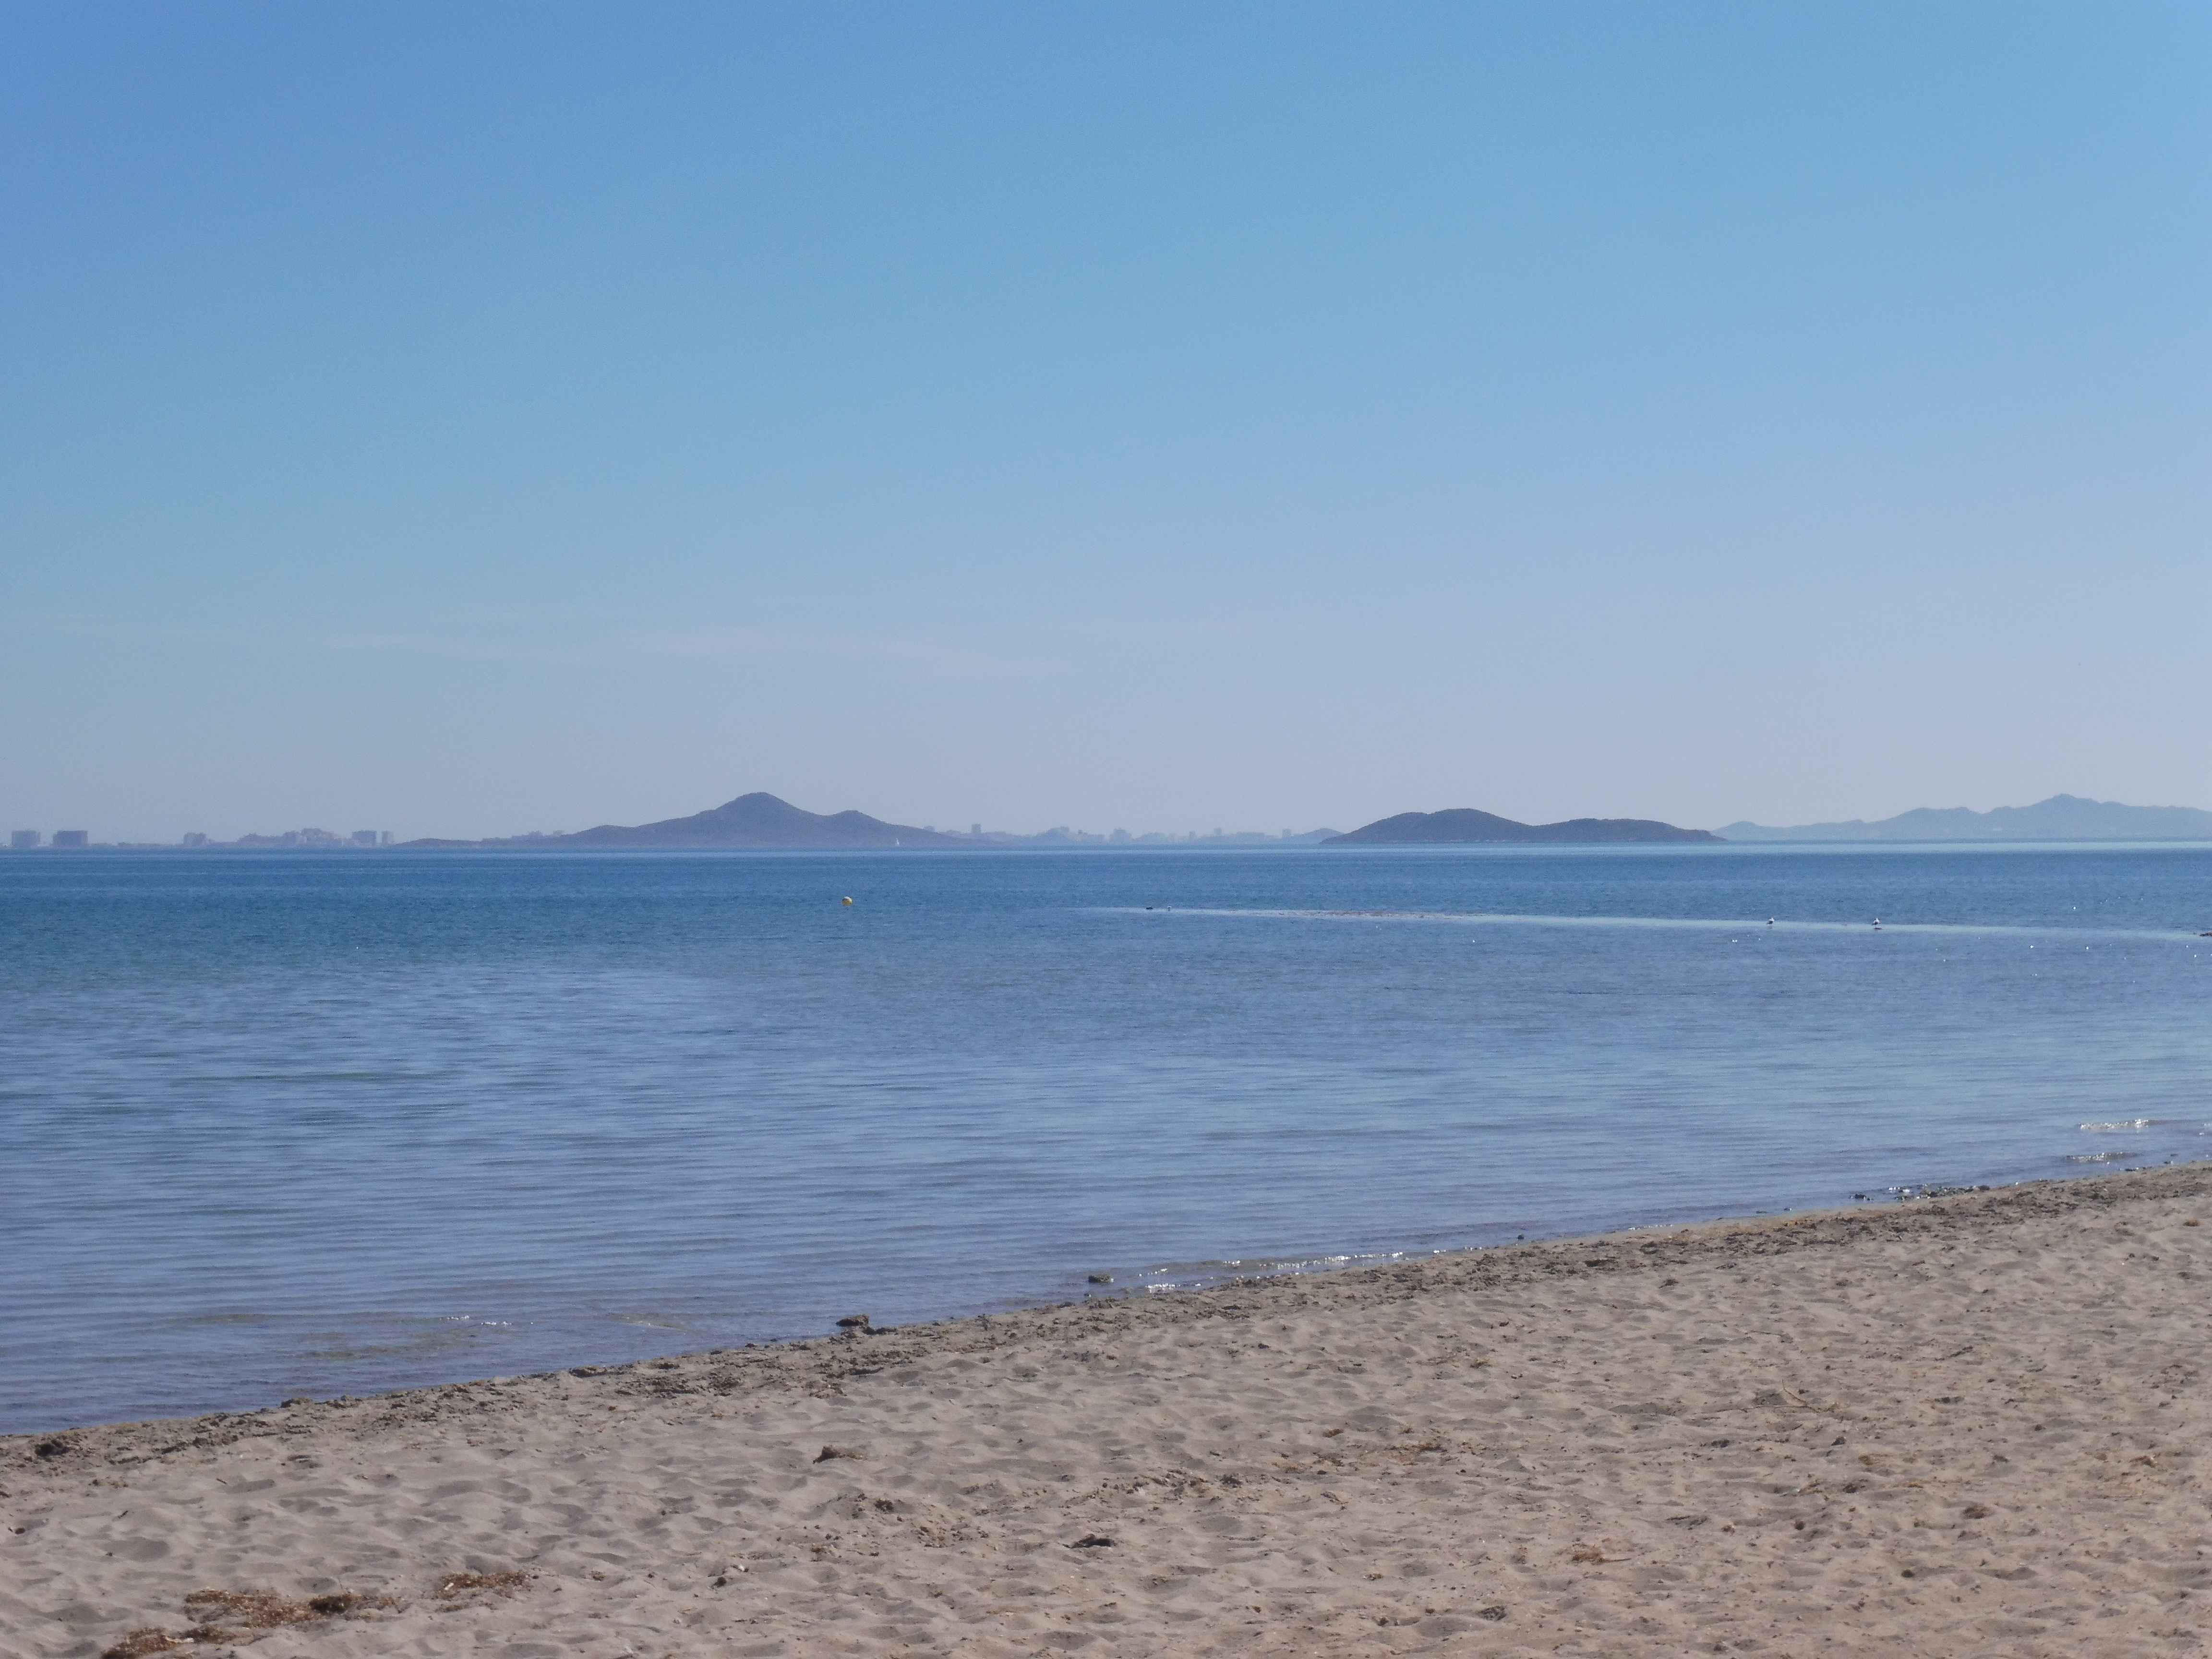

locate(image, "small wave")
(1886, 1182), (1990, 1201)
(1112, 906), (2201, 943)
(2064, 1151), (2142, 1164)
(2079, 1118), (2152, 1132)
(1132, 1247), (1419, 1294)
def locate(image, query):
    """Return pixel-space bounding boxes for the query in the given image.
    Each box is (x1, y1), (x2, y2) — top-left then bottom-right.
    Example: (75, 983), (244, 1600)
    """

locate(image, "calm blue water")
(3, 844), (2209, 1432)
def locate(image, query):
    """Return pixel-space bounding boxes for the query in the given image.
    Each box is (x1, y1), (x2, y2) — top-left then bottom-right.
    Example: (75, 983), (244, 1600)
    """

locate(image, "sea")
(3, 843), (2208, 1433)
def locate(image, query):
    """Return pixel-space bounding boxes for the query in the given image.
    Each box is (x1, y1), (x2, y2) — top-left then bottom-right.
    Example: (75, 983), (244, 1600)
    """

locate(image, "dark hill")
(507, 793), (964, 849)
(1324, 808), (1721, 845)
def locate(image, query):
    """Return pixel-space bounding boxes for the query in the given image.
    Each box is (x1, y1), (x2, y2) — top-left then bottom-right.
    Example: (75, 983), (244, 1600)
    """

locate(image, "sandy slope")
(5, 1165), (2210, 1658)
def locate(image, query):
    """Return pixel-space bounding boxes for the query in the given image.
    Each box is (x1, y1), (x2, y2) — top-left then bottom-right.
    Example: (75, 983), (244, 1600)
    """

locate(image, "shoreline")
(1, 1161), (2171, 1444)
(8, 1155), (2188, 1443)
(0, 1165), (2197, 1452)
(8, 1162), (2210, 1655)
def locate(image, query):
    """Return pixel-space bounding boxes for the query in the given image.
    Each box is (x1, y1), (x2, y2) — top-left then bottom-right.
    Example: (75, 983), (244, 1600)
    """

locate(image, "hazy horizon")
(11, 786), (2212, 850)
(6, 6), (2207, 843)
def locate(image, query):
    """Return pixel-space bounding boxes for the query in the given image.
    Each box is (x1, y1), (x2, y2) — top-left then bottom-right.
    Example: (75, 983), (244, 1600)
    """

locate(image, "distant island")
(395, 793), (1339, 851)
(1718, 794), (2212, 843)
(407, 792), (965, 851)
(1323, 808), (1721, 846)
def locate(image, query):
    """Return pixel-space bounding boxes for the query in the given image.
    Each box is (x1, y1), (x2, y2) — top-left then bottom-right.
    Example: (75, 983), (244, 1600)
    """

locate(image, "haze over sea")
(4, 843), (2208, 1433)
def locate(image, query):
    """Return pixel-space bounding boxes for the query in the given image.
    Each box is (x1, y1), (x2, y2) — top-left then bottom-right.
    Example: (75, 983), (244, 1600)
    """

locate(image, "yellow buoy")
(842, 896), (854, 906)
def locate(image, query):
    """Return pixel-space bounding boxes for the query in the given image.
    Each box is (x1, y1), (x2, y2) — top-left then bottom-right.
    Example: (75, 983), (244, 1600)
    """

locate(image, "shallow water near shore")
(3, 842), (2209, 1431)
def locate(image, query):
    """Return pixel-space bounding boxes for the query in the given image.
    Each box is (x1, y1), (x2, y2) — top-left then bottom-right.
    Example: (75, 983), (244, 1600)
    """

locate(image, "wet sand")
(6, 1163), (2210, 1658)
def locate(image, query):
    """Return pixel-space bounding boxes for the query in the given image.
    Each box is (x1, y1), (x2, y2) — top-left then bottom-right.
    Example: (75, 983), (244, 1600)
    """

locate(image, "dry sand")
(6, 1164), (2211, 1658)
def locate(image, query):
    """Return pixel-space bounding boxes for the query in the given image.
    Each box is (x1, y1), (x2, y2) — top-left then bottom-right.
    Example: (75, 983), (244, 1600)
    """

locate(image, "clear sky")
(4, 4), (2206, 841)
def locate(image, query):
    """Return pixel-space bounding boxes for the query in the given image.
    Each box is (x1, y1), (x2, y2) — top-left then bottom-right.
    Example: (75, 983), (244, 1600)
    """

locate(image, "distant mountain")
(406, 793), (969, 850)
(1323, 808), (1721, 846)
(1719, 794), (2212, 843)
(396, 798), (1348, 851)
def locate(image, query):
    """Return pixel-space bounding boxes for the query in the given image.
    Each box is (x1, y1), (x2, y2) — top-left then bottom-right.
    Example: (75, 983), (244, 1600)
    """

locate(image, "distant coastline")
(403, 793), (1342, 851)
(1720, 793), (2212, 843)
(14, 790), (2212, 853)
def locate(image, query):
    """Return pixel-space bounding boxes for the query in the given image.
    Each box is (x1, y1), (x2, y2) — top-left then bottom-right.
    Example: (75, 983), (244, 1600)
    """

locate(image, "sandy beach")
(5, 1164), (2208, 1658)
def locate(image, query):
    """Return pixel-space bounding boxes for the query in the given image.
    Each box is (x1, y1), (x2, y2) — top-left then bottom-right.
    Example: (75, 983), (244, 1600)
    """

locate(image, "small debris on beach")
(101, 1636), (194, 1659)
(100, 1585), (393, 1656)
(436, 1569), (530, 1606)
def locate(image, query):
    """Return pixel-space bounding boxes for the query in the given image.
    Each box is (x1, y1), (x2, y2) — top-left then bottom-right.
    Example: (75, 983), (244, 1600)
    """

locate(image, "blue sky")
(4, 3), (2205, 840)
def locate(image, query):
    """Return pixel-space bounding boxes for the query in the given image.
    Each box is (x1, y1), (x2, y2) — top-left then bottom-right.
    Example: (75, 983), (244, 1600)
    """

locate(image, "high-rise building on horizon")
(51, 830), (89, 848)
(9, 830), (38, 850)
